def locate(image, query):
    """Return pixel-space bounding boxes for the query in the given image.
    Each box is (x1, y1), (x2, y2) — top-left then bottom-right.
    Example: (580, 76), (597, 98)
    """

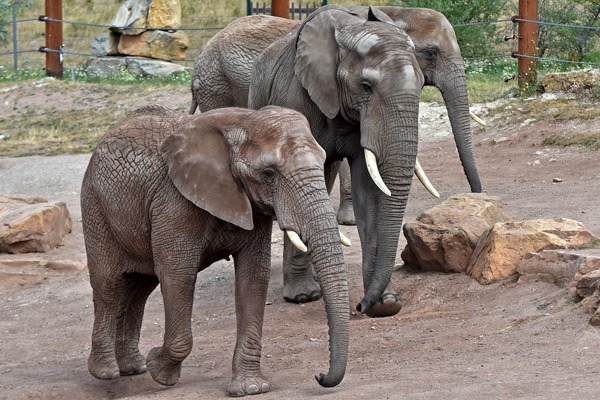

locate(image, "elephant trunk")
(357, 94), (419, 313)
(283, 178), (349, 388)
(437, 62), (482, 192)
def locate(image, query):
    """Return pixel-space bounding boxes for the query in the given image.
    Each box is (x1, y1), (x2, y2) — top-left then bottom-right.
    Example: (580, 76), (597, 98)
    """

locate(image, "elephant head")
(248, 6), (426, 315)
(349, 5), (483, 193)
(161, 106), (350, 388)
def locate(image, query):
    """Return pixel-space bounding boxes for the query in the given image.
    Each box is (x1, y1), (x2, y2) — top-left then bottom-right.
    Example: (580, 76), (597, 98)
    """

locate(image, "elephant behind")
(81, 105), (349, 396)
(188, 5), (482, 318)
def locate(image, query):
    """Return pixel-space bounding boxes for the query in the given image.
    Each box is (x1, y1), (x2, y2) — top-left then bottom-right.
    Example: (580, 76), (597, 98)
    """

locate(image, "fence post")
(42, 0), (63, 79)
(272, 0), (290, 19)
(517, 0), (538, 89)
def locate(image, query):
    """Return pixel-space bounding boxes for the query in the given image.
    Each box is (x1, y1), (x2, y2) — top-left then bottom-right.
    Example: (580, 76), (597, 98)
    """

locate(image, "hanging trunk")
(355, 93), (419, 313)
(436, 62), (482, 193)
(280, 178), (349, 388)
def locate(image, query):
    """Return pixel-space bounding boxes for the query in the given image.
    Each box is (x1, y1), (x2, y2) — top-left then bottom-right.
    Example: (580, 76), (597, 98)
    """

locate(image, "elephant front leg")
(146, 270), (197, 386)
(229, 244), (272, 396)
(336, 159), (356, 226)
(282, 235), (321, 303)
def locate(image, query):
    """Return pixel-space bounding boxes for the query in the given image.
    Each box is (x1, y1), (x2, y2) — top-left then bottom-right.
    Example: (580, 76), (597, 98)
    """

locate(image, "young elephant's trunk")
(286, 177), (349, 388)
(307, 216), (349, 387)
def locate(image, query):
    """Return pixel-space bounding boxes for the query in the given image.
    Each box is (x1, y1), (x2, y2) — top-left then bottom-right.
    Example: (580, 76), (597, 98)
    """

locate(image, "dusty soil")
(1, 80), (599, 399)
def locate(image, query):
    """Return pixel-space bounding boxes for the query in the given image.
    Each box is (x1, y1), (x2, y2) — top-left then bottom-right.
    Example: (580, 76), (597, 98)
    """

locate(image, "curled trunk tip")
(315, 371), (344, 388)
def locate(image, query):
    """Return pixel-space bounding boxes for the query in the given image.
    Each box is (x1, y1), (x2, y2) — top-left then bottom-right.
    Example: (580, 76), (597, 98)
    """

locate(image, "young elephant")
(81, 105), (349, 396)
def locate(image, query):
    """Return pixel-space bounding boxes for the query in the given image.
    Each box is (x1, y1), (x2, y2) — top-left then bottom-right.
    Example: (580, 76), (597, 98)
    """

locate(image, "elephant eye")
(263, 168), (276, 181)
(360, 82), (373, 95)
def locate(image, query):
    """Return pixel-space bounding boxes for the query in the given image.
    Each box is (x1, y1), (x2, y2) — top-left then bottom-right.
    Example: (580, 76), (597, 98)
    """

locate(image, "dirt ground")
(1, 80), (599, 399)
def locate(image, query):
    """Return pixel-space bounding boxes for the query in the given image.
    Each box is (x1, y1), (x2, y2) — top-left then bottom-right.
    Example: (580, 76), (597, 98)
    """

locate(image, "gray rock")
(126, 57), (187, 77)
(91, 32), (121, 56)
(110, 0), (150, 36)
(84, 57), (129, 79)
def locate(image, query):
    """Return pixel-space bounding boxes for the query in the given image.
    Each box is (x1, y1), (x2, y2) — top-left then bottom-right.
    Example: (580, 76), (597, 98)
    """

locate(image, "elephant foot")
(228, 374), (271, 397)
(88, 352), (120, 380)
(146, 346), (182, 386)
(283, 289), (322, 304)
(365, 293), (402, 318)
(283, 275), (321, 303)
(117, 352), (147, 376)
(336, 203), (356, 226)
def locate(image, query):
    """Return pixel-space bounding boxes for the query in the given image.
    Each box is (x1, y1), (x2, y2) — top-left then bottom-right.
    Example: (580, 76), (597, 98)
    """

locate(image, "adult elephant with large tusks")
(337, 6), (486, 225)
(248, 5), (426, 317)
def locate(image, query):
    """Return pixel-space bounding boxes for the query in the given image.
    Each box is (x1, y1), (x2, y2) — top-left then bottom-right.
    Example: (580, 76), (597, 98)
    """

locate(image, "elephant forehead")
(355, 33), (380, 56)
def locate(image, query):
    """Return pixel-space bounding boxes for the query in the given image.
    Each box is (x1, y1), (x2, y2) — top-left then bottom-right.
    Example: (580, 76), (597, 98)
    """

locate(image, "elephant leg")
(282, 236), (321, 303)
(146, 261), (197, 386)
(228, 246), (272, 396)
(88, 283), (122, 380)
(115, 272), (158, 376)
(86, 213), (127, 380)
(336, 159), (355, 226)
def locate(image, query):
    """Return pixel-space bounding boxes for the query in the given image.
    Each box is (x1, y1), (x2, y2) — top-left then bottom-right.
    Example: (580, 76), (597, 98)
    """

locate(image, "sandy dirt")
(1, 80), (599, 399)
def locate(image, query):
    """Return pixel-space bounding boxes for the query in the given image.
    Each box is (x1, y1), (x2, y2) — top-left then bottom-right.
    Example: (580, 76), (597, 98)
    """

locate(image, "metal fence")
(1, 2), (598, 85)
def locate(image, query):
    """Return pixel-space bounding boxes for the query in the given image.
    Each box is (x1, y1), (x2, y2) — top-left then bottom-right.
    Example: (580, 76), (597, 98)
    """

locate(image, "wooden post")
(43, 0), (63, 79)
(517, 0), (538, 89)
(272, 0), (290, 19)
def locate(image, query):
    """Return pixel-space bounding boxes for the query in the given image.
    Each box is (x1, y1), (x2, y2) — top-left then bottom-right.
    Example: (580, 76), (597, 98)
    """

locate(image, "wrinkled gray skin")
(189, 5), (481, 317)
(335, 6), (482, 223)
(81, 105), (349, 396)
(249, 5), (426, 318)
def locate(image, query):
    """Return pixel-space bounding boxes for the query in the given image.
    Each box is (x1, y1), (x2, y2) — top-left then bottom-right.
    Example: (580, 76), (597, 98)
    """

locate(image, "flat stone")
(0, 196), (72, 254)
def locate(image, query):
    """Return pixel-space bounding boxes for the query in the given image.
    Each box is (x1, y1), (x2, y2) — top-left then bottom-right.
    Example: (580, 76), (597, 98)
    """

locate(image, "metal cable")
(512, 17), (600, 31)
(512, 52), (600, 66)
(37, 16), (224, 31)
(453, 18), (512, 27)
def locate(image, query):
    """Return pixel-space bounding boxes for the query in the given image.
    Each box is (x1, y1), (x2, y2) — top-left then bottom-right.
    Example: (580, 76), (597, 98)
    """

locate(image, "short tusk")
(286, 230), (307, 253)
(414, 158), (440, 198)
(364, 149), (391, 197)
(469, 111), (487, 126)
(339, 231), (351, 247)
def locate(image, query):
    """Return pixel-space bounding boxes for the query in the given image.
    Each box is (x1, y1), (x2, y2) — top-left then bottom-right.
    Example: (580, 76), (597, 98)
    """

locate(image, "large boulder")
(126, 57), (187, 77)
(118, 30), (189, 60)
(85, 57), (128, 79)
(148, 0), (181, 29)
(110, 0), (150, 36)
(91, 32), (121, 57)
(401, 194), (516, 273)
(467, 218), (599, 285)
(0, 195), (72, 254)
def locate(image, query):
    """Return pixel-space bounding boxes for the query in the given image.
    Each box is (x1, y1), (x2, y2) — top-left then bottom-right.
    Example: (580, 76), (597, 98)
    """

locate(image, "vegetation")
(0, 1), (598, 157)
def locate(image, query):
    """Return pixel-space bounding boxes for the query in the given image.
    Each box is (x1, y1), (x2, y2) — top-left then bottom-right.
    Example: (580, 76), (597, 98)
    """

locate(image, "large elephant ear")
(294, 6), (363, 120)
(160, 118), (254, 230)
(367, 6), (394, 24)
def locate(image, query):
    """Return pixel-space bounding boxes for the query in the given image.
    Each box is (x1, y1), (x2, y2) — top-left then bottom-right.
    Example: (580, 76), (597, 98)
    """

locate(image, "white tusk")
(469, 111), (487, 126)
(286, 230), (307, 253)
(414, 158), (440, 198)
(364, 149), (391, 197)
(339, 231), (351, 247)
